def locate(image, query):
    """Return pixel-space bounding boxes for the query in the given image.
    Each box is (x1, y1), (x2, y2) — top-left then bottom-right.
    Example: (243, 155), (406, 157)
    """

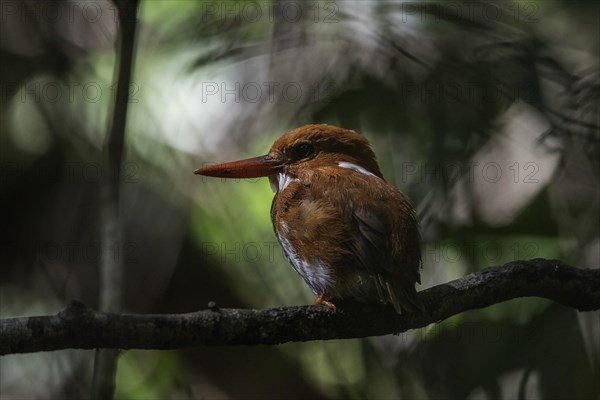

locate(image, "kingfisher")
(194, 124), (422, 313)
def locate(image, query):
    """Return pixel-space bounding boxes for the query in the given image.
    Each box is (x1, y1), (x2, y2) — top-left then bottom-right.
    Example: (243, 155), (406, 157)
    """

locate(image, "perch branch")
(1, 259), (598, 355)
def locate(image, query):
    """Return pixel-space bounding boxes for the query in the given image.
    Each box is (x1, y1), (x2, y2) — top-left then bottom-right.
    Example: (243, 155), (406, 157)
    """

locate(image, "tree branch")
(2, 259), (598, 355)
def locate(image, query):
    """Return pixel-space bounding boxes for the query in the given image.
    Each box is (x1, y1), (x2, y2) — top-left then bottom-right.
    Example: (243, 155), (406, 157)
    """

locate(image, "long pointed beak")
(194, 155), (284, 179)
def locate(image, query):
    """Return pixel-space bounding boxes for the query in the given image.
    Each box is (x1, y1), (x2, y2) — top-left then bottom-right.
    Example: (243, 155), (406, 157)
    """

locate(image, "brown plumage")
(195, 124), (422, 313)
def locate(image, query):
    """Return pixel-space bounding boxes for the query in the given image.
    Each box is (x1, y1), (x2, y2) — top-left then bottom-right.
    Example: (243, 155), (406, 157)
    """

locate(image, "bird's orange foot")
(314, 293), (337, 313)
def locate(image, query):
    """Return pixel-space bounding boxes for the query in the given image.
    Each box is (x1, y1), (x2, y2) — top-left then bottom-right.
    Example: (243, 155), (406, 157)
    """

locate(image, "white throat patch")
(269, 173), (297, 193)
(338, 161), (376, 177)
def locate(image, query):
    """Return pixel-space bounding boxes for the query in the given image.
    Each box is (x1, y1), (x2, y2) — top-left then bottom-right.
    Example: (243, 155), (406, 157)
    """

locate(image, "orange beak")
(194, 155), (284, 179)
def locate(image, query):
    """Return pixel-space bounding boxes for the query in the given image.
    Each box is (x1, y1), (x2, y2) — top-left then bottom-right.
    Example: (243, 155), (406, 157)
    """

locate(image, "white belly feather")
(276, 222), (332, 295)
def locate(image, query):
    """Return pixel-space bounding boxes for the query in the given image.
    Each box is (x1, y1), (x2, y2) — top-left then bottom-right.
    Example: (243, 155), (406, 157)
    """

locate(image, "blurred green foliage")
(1, 0), (598, 398)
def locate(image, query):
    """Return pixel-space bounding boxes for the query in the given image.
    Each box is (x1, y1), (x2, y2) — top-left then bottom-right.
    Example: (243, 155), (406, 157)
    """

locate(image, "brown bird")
(194, 124), (422, 313)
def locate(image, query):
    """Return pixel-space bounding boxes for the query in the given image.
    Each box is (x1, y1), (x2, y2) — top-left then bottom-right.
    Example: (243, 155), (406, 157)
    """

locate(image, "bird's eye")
(291, 143), (315, 159)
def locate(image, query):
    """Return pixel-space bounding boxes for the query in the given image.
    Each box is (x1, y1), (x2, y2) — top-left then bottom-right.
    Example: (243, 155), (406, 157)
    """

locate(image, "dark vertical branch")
(91, 1), (139, 399)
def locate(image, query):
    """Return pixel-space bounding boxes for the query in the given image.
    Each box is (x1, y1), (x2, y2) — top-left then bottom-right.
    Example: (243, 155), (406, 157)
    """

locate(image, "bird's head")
(194, 124), (383, 191)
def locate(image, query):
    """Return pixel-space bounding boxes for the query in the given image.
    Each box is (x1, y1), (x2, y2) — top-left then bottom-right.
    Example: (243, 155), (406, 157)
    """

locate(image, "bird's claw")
(314, 293), (337, 313)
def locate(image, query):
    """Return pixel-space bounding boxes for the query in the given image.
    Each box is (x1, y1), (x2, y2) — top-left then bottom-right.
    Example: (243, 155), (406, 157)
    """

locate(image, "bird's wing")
(345, 179), (420, 271)
(344, 175), (423, 312)
(349, 207), (388, 272)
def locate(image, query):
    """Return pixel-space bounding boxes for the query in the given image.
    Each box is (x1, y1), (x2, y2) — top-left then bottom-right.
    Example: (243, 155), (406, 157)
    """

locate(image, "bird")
(194, 124), (423, 313)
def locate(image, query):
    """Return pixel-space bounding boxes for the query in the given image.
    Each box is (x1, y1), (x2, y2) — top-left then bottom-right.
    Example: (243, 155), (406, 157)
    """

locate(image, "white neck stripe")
(338, 161), (376, 177)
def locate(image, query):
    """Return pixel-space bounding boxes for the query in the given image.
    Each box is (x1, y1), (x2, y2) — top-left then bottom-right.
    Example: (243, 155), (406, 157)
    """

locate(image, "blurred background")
(1, 0), (598, 398)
